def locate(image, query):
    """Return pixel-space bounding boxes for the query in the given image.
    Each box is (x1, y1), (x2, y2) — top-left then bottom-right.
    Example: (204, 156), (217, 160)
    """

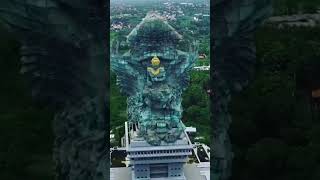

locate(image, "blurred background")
(1, 0), (320, 180)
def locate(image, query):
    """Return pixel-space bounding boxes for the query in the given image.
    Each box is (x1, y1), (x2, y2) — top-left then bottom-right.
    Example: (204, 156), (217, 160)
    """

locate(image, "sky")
(111, 0), (208, 4)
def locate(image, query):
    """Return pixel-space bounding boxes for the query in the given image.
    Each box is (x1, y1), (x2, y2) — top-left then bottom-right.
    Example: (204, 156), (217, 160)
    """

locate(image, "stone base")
(125, 122), (193, 180)
(110, 164), (208, 180)
(110, 122), (210, 180)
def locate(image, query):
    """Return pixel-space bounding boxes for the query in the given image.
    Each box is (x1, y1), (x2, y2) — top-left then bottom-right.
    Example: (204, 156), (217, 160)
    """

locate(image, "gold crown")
(151, 56), (160, 66)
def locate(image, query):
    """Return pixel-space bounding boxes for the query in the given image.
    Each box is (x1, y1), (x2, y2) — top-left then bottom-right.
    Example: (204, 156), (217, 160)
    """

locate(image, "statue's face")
(151, 56), (161, 67)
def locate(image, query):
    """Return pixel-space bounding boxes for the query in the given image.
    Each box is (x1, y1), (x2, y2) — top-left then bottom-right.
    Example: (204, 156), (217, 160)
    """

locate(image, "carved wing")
(111, 55), (145, 96)
(166, 49), (198, 90)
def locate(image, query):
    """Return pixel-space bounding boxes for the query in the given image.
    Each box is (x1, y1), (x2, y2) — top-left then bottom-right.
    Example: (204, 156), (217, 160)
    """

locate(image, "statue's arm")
(173, 49), (198, 75)
(111, 57), (143, 96)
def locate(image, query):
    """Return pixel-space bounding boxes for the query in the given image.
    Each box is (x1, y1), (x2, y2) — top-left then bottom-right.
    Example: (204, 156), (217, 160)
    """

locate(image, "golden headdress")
(151, 56), (160, 66)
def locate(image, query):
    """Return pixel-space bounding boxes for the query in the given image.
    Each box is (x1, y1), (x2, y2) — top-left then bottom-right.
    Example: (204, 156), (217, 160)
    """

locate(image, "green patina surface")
(111, 12), (198, 145)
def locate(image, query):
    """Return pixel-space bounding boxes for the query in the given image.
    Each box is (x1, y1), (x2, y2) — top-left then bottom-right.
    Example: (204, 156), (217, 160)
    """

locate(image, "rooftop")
(110, 164), (209, 180)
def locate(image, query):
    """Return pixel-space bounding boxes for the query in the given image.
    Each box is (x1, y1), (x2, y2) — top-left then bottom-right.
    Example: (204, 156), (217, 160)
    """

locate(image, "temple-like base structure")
(110, 121), (210, 180)
(125, 122), (193, 180)
(111, 164), (208, 180)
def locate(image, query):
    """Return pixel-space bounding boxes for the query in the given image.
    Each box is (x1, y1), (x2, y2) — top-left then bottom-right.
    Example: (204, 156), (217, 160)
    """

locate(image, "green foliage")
(110, 72), (127, 131)
(182, 71), (210, 144)
(230, 26), (320, 180)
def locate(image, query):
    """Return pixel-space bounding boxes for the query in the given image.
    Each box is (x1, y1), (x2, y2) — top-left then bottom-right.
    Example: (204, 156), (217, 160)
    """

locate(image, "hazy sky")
(111, 0), (208, 3)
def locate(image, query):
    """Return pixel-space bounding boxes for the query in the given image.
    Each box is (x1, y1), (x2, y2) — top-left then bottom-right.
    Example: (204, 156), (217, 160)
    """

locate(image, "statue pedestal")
(125, 122), (193, 180)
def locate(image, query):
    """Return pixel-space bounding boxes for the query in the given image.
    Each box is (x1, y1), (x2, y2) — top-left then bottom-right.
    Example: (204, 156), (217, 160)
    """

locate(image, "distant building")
(180, 2), (194, 6)
(185, 127), (197, 133)
(198, 54), (206, 59)
(193, 66), (210, 71)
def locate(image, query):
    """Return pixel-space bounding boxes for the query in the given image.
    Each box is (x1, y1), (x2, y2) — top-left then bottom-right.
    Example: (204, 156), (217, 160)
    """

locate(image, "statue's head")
(127, 12), (182, 58)
(151, 56), (160, 66)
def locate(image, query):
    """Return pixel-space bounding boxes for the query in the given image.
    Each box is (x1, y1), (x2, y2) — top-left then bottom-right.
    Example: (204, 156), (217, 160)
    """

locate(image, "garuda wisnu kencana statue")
(111, 12), (198, 145)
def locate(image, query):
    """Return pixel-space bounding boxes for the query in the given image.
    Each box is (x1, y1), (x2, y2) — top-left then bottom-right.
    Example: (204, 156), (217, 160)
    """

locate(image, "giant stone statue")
(111, 12), (198, 145)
